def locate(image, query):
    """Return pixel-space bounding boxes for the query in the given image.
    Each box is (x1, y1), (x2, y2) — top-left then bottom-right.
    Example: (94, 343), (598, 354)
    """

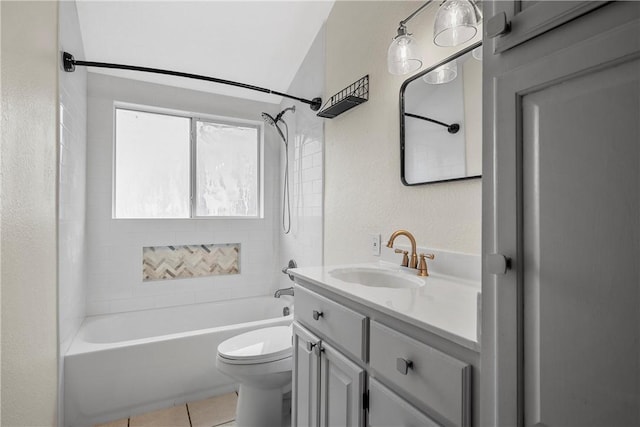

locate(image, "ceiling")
(75, 1), (334, 104)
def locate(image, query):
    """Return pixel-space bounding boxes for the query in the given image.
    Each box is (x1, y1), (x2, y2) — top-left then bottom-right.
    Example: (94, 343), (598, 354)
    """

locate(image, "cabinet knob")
(306, 341), (317, 352)
(396, 358), (413, 375)
(486, 11), (511, 38)
(486, 253), (512, 275)
(312, 310), (323, 320)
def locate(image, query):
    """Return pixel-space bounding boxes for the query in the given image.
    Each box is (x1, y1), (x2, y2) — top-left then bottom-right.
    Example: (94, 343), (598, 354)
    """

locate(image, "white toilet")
(216, 325), (293, 426)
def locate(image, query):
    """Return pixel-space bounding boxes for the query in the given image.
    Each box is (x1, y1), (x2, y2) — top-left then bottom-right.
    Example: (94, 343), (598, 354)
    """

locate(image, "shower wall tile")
(142, 244), (240, 281)
(85, 73), (282, 315)
(278, 25), (325, 289)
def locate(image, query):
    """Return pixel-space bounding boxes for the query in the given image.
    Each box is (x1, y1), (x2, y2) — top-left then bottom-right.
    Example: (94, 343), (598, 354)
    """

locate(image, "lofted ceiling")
(75, 1), (334, 104)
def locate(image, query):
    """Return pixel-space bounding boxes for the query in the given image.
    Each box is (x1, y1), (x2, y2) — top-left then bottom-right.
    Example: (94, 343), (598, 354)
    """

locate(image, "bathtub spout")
(274, 287), (294, 298)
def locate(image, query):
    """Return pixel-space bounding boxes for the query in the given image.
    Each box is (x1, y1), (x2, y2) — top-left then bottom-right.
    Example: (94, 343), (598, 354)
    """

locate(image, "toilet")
(216, 325), (293, 426)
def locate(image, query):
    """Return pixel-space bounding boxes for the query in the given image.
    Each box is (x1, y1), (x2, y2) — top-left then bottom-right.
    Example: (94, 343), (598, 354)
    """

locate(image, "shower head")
(275, 105), (296, 123)
(261, 112), (277, 127)
(261, 106), (296, 128)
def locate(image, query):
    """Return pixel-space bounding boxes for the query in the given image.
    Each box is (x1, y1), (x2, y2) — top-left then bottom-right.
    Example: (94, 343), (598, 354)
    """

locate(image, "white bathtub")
(64, 296), (293, 427)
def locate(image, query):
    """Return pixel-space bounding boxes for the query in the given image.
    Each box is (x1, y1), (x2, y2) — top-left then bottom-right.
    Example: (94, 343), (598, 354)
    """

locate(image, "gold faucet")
(417, 253), (436, 277)
(386, 230), (418, 269)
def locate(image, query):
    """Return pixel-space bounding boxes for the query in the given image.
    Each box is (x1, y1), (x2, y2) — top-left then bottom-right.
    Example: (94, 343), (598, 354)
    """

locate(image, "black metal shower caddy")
(317, 75), (369, 119)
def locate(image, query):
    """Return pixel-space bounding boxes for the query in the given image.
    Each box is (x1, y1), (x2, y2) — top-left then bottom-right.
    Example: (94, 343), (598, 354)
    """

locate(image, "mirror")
(400, 42), (482, 185)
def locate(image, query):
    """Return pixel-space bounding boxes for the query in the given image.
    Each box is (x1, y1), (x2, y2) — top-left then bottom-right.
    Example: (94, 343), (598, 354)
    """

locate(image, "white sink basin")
(329, 267), (424, 289)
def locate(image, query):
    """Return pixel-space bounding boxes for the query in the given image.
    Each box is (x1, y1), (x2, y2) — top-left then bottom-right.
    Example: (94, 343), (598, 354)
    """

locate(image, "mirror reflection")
(400, 42), (482, 185)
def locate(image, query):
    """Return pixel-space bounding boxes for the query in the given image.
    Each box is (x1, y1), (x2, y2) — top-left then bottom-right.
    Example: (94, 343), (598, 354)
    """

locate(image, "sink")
(329, 267), (424, 289)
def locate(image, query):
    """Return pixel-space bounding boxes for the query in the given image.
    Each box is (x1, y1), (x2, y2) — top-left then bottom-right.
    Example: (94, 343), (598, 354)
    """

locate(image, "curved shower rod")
(404, 112), (460, 134)
(62, 52), (322, 112)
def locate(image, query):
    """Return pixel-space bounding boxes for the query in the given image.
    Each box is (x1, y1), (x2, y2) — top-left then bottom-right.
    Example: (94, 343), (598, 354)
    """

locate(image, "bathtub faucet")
(274, 287), (294, 298)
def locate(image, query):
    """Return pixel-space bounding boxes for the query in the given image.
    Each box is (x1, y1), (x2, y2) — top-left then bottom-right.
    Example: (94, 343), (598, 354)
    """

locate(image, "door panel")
(485, 3), (640, 425)
(319, 343), (365, 427)
(293, 322), (320, 427)
(521, 59), (640, 426)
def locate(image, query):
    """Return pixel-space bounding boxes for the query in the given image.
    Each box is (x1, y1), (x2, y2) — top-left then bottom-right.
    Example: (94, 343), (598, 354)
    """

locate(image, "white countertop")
(290, 261), (481, 351)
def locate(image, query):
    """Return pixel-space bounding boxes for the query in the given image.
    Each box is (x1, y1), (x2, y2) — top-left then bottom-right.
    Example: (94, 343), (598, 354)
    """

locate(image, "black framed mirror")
(400, 41), (482, 185)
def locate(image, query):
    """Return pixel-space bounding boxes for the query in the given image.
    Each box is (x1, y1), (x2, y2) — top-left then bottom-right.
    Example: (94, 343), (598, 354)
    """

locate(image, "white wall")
(86, 73), (281, 315)
(278, 25), (326, 285)
(324, 1), (482, 265)
(1, 1), (59, 424)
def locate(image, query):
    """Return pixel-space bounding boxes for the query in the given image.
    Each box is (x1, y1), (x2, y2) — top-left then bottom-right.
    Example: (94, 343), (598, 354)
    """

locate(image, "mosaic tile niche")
(143, 243), (240, 281)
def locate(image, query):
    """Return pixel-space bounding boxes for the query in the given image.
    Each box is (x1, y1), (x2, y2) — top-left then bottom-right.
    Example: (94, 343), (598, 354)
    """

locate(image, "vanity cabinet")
(483, 1), (640, 425)
(368, 379), (439, 427)
(369, 321), (471, 427)
(292, 283), (475, 427)
(292, 322), (365, 427)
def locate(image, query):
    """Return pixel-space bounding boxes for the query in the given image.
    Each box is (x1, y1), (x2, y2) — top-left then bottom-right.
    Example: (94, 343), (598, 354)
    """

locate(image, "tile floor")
(95, 392), (237, 427)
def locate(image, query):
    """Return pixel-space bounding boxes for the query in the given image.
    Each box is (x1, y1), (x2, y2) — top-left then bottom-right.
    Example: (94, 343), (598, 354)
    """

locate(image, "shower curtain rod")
(404, 112), (460, 134)
(62, 52), (322, 111)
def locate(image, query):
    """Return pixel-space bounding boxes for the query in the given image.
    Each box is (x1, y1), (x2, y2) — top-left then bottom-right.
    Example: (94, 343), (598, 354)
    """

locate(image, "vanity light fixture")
(387, 0), (435, 75)
(387, 0), (482, 76)
(423, 60), (458, 84)
(433, 0), (483, 47)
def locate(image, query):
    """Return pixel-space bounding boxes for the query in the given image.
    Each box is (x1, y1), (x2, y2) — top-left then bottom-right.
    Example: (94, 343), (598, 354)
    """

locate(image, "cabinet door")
(483, 2), (640, 426)
(293, 322), (321, 427)
(368, 378), (440, 427)
(319, 342), (365, 427)
(488, 0), (607, 53)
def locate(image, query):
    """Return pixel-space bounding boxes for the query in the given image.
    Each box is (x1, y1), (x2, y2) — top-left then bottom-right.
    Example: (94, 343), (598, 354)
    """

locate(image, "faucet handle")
(394, 249), (410, 267)
(417, 253), (435, 277)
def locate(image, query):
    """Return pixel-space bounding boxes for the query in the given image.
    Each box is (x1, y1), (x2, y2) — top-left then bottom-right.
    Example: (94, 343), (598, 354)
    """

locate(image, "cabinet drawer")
(369, 378), (441, 427)
(294, 285), (367, 362)
(369, 321), (471, 427)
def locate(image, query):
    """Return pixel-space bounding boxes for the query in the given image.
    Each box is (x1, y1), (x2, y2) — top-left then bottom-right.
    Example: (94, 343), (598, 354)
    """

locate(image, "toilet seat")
(217, 325), (292, 365)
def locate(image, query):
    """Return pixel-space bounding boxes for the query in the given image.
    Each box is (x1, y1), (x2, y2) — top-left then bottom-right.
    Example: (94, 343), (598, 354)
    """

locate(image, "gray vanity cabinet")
(482, 1), (640, 426)
(292, 322), (365, 427)
(292, 283), (476, 426)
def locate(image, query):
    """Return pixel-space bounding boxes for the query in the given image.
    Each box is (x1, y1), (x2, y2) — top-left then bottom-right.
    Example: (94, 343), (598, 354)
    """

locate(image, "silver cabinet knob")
(486, 11), (511, 38)
(396, 358), (413, 375)
(312, 310), (323, 320)
(486, 253), (512, 275)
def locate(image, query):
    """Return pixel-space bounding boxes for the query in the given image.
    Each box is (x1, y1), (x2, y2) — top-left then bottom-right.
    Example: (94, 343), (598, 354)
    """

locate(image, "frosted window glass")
(195, 121), (259, 217)
(115, 109), (190, 218)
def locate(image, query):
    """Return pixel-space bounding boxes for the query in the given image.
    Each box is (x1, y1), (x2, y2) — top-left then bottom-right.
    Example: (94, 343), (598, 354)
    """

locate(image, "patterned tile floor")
(95, 393), (237, 427)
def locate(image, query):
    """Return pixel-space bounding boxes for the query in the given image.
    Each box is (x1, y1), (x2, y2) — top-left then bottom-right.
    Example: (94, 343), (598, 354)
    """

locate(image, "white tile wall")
(59, 0), (87, 361)
(86, 73), (282, 315)
(278, 26), (325, 287)
(59, 2), (88, 425)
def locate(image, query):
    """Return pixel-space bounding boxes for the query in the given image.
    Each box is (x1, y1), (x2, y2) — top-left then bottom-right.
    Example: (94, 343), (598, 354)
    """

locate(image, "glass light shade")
(423, 60), (458, 84)
(472, 45), (482, 61)
(387, 33), (423, 75)
(433, 0), (478, 47)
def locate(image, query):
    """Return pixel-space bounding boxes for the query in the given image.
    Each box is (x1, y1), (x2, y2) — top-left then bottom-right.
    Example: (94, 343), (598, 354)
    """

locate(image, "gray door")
(482, 1), (640, 425)
(489, 1), (607, 54)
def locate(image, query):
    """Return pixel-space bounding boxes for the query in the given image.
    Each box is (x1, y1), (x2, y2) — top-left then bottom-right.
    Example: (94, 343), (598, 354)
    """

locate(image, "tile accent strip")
(143, 243), (240, 281)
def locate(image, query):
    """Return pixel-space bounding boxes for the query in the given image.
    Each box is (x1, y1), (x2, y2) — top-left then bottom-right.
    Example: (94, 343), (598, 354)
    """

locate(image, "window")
(114, 107), (261, 219)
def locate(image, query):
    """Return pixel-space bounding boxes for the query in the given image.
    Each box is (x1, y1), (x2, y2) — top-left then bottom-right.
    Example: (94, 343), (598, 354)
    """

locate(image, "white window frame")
(113, 102), (264, 219)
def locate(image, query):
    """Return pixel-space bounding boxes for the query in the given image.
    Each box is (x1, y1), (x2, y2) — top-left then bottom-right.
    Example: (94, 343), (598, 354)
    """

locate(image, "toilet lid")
(217, 325), (292, 363)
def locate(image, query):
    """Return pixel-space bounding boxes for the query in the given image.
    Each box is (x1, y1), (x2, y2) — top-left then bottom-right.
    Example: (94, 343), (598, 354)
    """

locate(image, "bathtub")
(64, 296), (293, 427)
